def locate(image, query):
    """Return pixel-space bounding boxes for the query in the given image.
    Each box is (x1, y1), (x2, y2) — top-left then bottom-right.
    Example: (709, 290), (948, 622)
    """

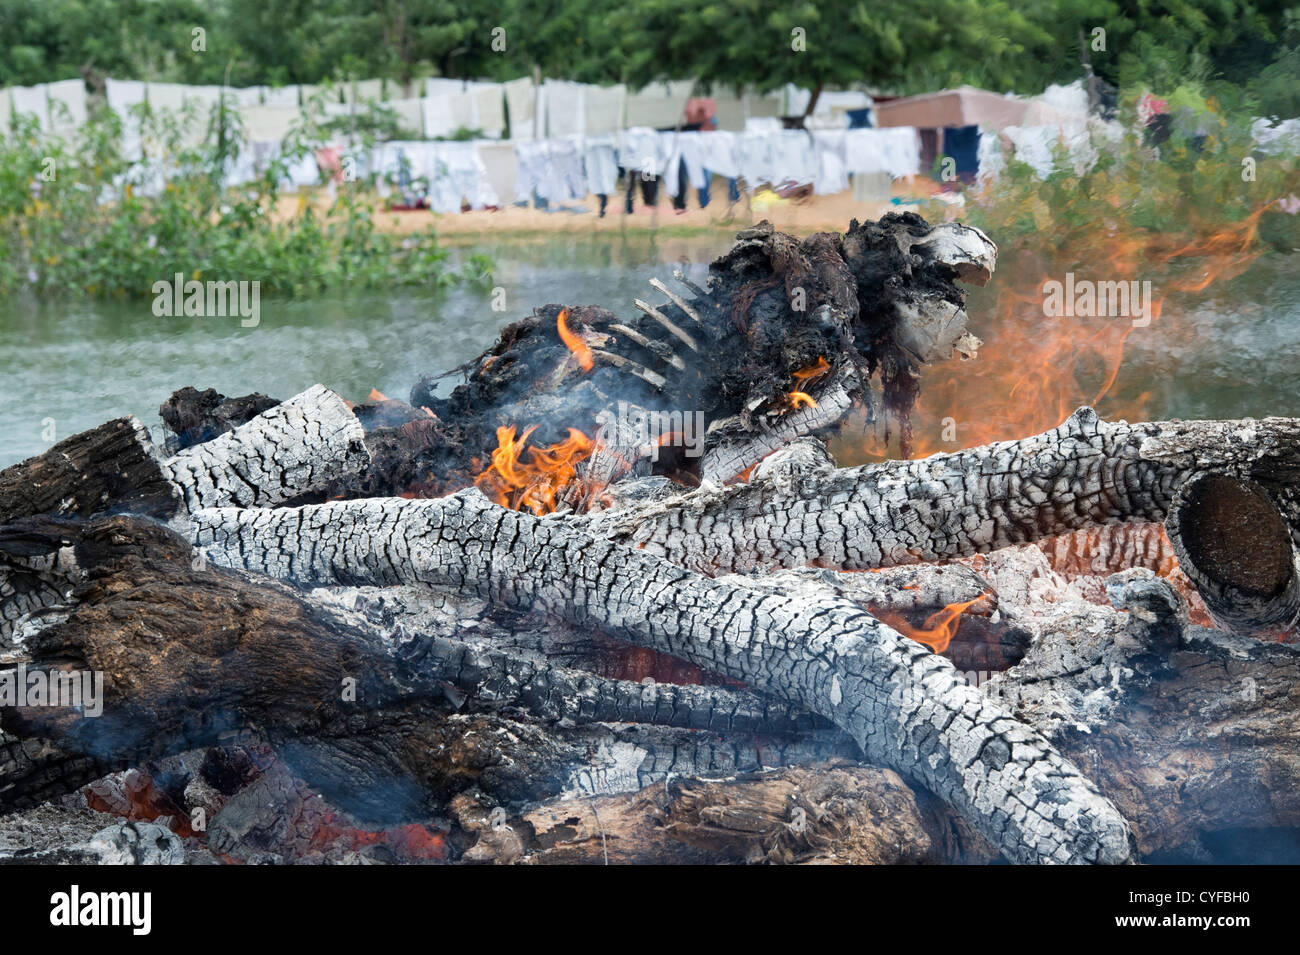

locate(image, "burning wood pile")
(2, 213), (1298, 865)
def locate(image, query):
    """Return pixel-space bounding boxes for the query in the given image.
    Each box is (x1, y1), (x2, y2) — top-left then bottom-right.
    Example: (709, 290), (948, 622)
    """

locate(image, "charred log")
(593, 407), (1300, 578)
(187, 494), (1135, 864)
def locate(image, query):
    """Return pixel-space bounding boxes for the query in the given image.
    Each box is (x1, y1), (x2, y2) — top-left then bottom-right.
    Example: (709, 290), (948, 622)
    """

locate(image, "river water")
(1, 231), (1296, 469)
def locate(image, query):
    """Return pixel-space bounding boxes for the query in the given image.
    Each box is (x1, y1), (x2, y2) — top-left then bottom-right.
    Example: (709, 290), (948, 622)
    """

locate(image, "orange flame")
(787, 391), (818, 410)
(836, 204), (1271, 462)
(557, 307), (594, 372)
(474, 424), (599, 514)
(877, 597), (982, 654)
(792, 356), (830, 382)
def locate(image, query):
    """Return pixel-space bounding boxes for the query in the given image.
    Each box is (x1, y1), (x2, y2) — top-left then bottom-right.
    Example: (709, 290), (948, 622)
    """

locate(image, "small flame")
(878, 597), (982, 654)
(557, 307), (594, 372)
(368, 388), (390, 403)
(474, 424), (599, 514)
(792, 356), (830, 382)
(787, 391), (818, 410)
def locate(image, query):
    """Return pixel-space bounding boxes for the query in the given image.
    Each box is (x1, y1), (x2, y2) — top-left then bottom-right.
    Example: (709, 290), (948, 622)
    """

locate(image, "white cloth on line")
(239, 105), (299, 142)
(228, 87), (264, 107)
(469, 84), (505, 138)
(585, 83), (626, 136)
(476, 141), (518, 207)
(514, 139), (586, 203)
(385, 97), (424, 137)
(696, 130), (739, 179)
(106, 79), (147, 159)
(842, 127), (920, 177)
(503, 76), (541, 141)
(46, 79), (87, 133)
(343, 78), (385, 103)
(976, 126), (1005, 182)
(768, 130), (818, 188)
(418, 80), (503, 138)
(373, 141), (499, 211)
(617, 127), (664, 174)
(811, 130), (849, 194)
(1000, 125), (1058, 178)
(583, 136), (618, 195)
(543, 80), (585, 137)
(10, 86), (50, 130)
(261, 86), (301, 107)
(660, 131), (711, 197)
(625, 79), (694, 129)
(733, 131), (774, 185)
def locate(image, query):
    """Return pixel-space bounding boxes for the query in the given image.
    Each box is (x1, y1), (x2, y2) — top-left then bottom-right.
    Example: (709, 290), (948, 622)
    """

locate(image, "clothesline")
(201, 126), (928, 214)
(1, 75), (876, 145)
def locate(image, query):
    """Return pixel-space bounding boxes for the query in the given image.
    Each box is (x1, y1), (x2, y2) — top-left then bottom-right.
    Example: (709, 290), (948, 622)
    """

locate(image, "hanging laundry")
(734, 130), (775, 187)
(697, 130), (739, 179)
(583, 136), (619, 197)
(585, 84), (626, 136)
(976, 126), (1005, 182)
(768, 130), (818, 188)
(471, 85), (506, 138)
(514, 140), (548, 202)
(846, 107), (872, 128)
(240, 106), (300, 142)
(543, 80), (587, 137)
(660, 131), (715, 199)
(476, 141), (518, 207)
(10, 86), (50, 131)
(421, 92), (474, 138)
(514, 140), (586, 204)
(1001, 125), (1059, 178)
(342, 78), (385, 104)
(424, 80), (505, 138)
(503, 76), (541, 141)
(941, 125), (980, 179)
(227, 87), (264, 107)
(843, 127), (921, 178)
(712, 90), (783, 131)
(549, 138), (587, 201)
(812, 130), (849, 195)
(625, 79), (694, 129)
(46, 79), (87, 135)
(425, 141), (499, 212)
(261, 86), (301, 108)
(384, 98), (424, 137)
(617, 127), (665, 175)
(106, 79), (147, 159)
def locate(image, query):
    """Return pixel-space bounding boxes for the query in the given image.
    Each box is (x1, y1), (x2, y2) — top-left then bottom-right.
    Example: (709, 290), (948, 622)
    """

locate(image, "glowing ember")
(310, 815), (448, 862)
(877, 597), (983, 654)
(556, 307), (594, 372)
(474, 424), (600, 514)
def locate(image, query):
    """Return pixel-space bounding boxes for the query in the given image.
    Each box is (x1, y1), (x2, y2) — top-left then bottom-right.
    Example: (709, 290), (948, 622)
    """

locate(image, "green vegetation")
(940, 87), (1300, 333)
(0, 95), (492, 298)
(2, 0), (1298, 117)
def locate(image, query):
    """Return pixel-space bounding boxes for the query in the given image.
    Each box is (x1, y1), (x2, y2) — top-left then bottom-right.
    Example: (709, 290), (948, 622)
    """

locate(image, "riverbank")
(275, 180), (944, 243)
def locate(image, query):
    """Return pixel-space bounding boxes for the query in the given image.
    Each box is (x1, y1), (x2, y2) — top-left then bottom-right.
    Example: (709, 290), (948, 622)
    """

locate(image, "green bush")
(0, 94), (491, 299)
